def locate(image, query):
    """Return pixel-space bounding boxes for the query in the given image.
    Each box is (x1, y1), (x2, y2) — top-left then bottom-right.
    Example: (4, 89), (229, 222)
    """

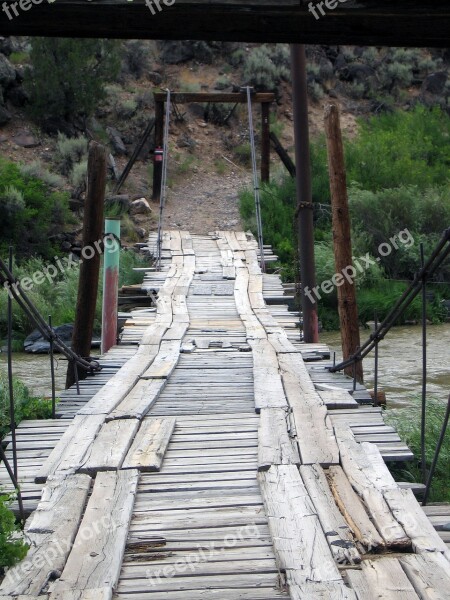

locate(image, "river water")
(0, 352), (67, 398)
(1, 323), (449, 408)
(320, 323), (450, 409)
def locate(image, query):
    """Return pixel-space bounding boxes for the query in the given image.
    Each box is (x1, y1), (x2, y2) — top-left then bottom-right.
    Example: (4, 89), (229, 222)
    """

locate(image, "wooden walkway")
(0, 230), (449, 599)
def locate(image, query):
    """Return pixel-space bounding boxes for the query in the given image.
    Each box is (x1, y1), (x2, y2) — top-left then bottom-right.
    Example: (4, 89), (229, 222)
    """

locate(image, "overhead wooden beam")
(0, 1), (448, 47)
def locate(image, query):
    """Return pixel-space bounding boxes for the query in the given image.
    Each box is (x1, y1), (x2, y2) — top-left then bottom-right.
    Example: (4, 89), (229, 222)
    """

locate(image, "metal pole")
(374, 311), (379, 406)
(7, 246), (18, 481)
(245, 86), (265, 272)
(49, 315), (56, 419)
(101, 218), (121, 354)
(290, 44), (319, 343)
(156, 90), (171, 271)
(73, 360), (80, 395)
(0, 444), (25, 523)
(420, 242), (427, 483)
(422, 394), (450, 506)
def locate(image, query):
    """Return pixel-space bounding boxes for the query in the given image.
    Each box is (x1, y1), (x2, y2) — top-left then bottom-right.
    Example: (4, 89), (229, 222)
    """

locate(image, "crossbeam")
(0, 1), (448, 47)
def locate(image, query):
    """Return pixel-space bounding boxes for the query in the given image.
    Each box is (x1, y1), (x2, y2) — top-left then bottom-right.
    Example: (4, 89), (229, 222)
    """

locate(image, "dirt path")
(161, 166), (251, 234)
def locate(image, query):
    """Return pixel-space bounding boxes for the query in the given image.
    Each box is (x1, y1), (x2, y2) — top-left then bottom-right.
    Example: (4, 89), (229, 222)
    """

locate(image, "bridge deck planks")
(1, 230), (447, 600)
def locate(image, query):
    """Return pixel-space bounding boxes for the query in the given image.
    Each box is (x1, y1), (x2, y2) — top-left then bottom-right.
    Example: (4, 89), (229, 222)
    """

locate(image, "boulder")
(130, 198), (152, 216)
(422, 71), (447, 95)
(24, 324), (100, 353)
(13, 130), (40, 148)
(148, 71), (163, 85)
(0, 105), (11, 125)
(6, 83), (29, 107)
(0, 54), (16, 88)
(107, 126), (127, 156)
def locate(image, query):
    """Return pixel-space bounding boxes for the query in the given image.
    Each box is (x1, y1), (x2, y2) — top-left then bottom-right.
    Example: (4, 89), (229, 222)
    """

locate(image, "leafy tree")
(26, 38), (120, 125)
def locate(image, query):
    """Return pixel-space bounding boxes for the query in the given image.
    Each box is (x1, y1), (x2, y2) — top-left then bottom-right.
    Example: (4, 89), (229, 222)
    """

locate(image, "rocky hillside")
(0, 38), (448, 242)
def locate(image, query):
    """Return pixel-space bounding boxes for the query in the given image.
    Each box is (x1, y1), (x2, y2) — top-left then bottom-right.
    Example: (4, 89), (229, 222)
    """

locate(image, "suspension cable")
(156, 89), (171, 271)
(245, 86), (265, 272)
(330, 228), (450, 373)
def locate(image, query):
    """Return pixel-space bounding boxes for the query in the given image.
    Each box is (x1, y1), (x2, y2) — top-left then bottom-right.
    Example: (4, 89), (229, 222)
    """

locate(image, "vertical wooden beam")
(66, 143), (107, 389)
(324, 104), (363, 383)
(290, 44), (319, 343)
(152, 99), (165, 203)
(261, 102), (270, 183)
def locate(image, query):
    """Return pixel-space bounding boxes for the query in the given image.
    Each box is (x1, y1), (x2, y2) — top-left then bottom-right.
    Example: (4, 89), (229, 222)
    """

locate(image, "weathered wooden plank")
(258, 408), (300, 471)
(0, 475), (91, 596)
(141, 340), (182, 379)
(51, 470), (139, 594)
(328, 466), (384, 551)
(286, 575), (357, 600)
(346, 557), (420, 600)
(36, 415), (105, 482)
(50, 589), (112, 600)
(77, 346), (159, 415)
(399, 552), (450, 599)
(258, 465), (341, 585)
(122, 418), (176, 471)
(384, 488), (450, 558)
(78, 419), (140, 473)
(299, 465), (361, 565)
(336, 426), (410, 549)
(319, 390), (359, 410)
(108, 378), (166, 420)
(26, 474), (91, 534)
(249, 338), (288, 411)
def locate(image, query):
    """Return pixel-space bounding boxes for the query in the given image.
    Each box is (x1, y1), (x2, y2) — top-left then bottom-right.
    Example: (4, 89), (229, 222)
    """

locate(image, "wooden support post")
(66, 143), (107, 389)
(324, 104), (363, 383)
(152, 99), (164, 203)
(290, 44), (319, 343)
(270, 131), (296, 177)
(261, 102), (270, 183)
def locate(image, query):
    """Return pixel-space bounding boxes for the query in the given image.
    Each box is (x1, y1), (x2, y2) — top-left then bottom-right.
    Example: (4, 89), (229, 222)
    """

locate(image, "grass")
(386, 399), (450, 503)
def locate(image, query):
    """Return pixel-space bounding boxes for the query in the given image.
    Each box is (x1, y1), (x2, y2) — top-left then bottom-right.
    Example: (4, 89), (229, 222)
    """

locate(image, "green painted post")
(101, 217), (121, 354)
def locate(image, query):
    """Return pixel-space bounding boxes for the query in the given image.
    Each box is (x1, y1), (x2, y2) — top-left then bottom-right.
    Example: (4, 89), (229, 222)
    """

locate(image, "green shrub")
(346, 106), (450, 190)
(0, 160), (71, 259)
(243, 44), (290, 90)
(70, 160), (88, 188)
(122, 40), (149, 79)
(234, 143), (252, 166)
(19, 161), (64, 189)
(0, 493), (28, 572)
(116, 99), (137, 120)
(0, 371), (52, 439)
(26, 38), (120, 124)
(240, 176), (296, 265)
(54, 134), (88, 176)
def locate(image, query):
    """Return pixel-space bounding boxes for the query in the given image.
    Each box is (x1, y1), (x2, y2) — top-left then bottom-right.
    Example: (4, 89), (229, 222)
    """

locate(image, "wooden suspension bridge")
(0, 230), (449, 599)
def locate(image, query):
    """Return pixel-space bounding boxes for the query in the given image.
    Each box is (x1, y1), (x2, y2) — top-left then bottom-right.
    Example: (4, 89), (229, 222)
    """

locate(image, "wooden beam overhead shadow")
(0, 1), (449, 47)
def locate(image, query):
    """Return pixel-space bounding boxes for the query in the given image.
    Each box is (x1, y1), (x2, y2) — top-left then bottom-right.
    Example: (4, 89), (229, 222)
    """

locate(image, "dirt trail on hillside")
(161, 167), (251, 234)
